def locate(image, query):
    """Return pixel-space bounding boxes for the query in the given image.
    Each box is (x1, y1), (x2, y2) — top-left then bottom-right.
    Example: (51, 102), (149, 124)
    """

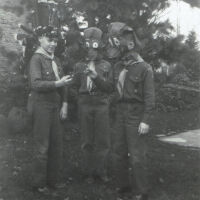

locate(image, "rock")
(8, 73), (27, 90)
(0, 0), (28, 118)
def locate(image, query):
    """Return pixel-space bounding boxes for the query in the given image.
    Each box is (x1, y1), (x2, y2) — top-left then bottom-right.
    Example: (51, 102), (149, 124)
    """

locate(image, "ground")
(0, 109), (200, 200)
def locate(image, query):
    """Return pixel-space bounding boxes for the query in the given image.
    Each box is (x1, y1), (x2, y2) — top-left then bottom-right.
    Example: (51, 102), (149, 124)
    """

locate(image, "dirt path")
(0, 110), (200, 200)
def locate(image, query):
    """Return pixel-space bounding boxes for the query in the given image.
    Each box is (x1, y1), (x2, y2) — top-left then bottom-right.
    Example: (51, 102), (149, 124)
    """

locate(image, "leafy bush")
(171, 74), (190, 85)
(156, 85), (200, 112)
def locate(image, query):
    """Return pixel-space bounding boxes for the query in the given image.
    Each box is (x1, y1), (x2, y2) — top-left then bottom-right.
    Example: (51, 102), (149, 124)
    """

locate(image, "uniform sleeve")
(29, 55), (56, 92)
(63, 86), (68, 102)
(56, 62), (68, 103)
(92, 62), (114, 94)
(142, 65), (155, 124)
(64, 63), (81, 102)
(58, 86), (68, 103)
(72, 63), (82, 89)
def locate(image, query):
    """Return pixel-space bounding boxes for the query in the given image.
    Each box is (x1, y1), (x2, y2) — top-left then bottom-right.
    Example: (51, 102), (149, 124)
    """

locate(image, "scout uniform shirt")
(114, 51), (155, 124)
(29, 47), (67, 106)
(72, 58), (113, 97)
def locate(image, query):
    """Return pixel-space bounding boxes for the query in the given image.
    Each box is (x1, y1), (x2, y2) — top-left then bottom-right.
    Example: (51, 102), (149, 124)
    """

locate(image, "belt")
(80, 91), (104, 96)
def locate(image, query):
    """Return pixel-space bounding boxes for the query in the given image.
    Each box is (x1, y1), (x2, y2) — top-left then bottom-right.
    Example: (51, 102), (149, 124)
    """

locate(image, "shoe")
(116, 186), (132, 194)
(93, 174), (111, 183)
(135, 193), (148, 200)
(37, 186), (51, 195)
(37, 185), (60, 197)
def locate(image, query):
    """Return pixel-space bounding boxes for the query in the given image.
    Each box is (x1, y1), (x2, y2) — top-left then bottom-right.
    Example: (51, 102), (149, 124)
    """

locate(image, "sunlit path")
(158, 129), (200, 148)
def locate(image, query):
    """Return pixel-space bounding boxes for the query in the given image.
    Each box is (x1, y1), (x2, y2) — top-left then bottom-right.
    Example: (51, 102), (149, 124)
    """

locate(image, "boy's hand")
(84, 61), (97, 79)
(60, 102), (68, 120)
(55, 75), (73, 87)
(84, 68), (98, 79)
(138, 122), (149, 135)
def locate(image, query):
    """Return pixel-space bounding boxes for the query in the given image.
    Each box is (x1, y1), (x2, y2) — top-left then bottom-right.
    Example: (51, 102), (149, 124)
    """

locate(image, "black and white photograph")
(0, 0), (200, 199)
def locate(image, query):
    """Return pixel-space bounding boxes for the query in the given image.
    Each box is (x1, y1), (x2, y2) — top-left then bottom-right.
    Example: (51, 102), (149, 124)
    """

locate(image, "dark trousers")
(78, 95), (110, 177)
(113, 103), (149, 194)
(31, 102), (63, 187)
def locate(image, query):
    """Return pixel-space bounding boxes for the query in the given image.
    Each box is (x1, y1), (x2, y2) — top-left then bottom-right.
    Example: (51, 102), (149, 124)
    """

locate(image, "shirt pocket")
(129, 75), (143, 96)
(41, 61), (55, 81)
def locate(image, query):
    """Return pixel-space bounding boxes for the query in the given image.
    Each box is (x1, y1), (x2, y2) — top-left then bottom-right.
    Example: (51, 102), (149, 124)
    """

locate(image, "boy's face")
(107, 32), (135, 57)
(38, 36), (58, 54)
(85, 39), (99, 61)
(119, 33), (135, 52)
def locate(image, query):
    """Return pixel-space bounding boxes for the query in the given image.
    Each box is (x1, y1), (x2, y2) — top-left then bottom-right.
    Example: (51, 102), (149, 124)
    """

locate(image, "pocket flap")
(129, 76), (142, 82)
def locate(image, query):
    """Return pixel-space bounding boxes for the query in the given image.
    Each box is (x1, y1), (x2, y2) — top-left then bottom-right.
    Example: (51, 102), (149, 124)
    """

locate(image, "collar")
(85, 53), (103, 62)
(35, 47), (54, 60)
(122, 51), (144, 67)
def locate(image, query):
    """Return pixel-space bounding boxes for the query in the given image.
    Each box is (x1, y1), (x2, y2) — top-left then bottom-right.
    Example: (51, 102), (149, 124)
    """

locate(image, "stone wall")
(0, 0), (28, 114)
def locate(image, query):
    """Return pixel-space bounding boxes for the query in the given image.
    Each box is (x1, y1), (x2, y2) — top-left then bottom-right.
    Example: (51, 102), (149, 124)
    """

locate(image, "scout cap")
(119, 24), (142, 49)
(108, 22), (142, 49)
(108, 22), (126, 37)
(84, 27), (102, 41)
(107, 22), (126, 58)
(83, 27), (103, 49)
(34, 25), (59, 38)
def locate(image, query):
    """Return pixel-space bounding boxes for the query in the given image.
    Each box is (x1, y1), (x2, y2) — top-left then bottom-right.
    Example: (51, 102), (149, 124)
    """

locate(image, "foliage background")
(0, 0), (200, 114)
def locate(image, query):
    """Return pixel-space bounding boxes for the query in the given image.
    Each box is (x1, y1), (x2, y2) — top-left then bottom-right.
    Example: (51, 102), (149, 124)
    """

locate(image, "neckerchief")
(117, 52), (144, 98)
(87, 61), (95, 92)
(35, 47), (60, 81)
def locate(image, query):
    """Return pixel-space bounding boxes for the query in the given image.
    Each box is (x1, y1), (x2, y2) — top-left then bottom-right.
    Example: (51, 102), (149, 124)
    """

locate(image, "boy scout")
(109, 23), (155, 200)
(71, 27), (113, 183)
(28, 26), (72, 192)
